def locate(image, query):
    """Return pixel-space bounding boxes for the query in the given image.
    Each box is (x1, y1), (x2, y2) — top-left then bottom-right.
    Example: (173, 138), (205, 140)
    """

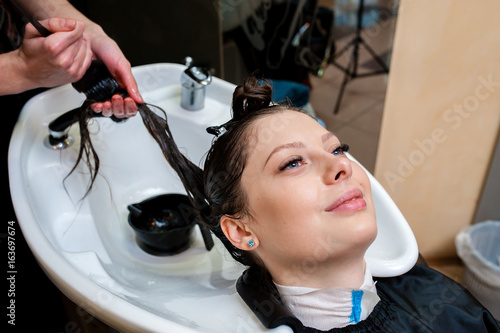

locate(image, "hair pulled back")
(200, 77), (288, 266)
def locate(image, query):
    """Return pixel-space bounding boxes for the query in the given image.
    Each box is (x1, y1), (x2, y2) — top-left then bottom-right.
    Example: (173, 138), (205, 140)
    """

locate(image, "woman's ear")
(220, 215), (258, 250)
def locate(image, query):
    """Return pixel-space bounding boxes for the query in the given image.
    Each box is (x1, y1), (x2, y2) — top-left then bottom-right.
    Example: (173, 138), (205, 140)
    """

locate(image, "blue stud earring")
(248, 240), (255, 248)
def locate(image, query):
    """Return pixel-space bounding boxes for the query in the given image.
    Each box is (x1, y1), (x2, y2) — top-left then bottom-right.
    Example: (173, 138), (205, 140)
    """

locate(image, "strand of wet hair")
(63, 99), (100, 200)
(64, 99), (214, 249)
(137, 103), (207, 209)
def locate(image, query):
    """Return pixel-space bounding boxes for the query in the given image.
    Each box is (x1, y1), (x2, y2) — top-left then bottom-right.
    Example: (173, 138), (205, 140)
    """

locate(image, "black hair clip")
(206, 123), (228, 137)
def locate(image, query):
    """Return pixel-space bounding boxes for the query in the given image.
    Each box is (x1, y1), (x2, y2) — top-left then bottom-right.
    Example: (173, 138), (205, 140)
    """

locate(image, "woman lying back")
(164, 76), (499, 332)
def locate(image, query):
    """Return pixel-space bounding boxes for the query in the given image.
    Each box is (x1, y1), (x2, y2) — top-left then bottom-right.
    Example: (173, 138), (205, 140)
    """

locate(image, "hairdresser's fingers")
(23, 22), (45, 40)
(43, 19), (86, 55)
(78, 39), (94, 79)
(64, 38), (93, 81)
(102, 56), (143, 104)
(103, 54), (143, 104)
(17, 20), (91, 88)
(111, 95), (125, 118)
(123, 97), (138, 117)
(45, 18), (78, 34)
(90, 102), (103, 113)
(83, 26), (143, 103)
(115, 66), (143, 105)
(39, 20), (90, 80)
(90, 96), (137, 117)
(101, 101), (113, 117)
(22, 18), (76, 41)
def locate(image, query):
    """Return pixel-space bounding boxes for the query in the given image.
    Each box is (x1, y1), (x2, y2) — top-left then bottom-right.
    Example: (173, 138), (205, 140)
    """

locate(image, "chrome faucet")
(180, 57), (212, 111)
(44, 108), (125, 150)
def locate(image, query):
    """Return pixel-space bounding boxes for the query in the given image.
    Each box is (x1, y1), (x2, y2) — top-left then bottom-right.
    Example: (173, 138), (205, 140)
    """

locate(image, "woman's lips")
(326, 188), (366, 213)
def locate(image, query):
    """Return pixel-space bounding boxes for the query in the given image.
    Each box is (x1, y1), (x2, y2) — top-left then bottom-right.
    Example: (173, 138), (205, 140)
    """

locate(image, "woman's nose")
(322, 154), (352, 185)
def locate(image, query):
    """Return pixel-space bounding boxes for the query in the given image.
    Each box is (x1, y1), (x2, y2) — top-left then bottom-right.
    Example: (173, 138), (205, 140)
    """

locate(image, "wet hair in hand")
(67, 62), (307, 260)
(66, 61), (214, 249)
(66, 62), (176, 195)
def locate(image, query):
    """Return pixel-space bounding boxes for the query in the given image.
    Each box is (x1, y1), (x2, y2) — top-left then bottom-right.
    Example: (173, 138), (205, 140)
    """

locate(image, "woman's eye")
(332, 143), (349, 156)
(279, 158), (303, 171)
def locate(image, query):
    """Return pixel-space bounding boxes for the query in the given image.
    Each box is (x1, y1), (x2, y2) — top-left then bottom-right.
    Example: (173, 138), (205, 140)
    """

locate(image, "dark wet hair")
(69, 62), (307, 270)
(201, 77), (289, 266)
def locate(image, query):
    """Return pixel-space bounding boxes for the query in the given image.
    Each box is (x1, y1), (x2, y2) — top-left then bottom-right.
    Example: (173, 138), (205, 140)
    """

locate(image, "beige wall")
(374, 0), (500, 259)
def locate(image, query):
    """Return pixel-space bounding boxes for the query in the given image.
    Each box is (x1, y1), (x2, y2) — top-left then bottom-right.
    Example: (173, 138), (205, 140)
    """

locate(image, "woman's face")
(239, 110), (377, 283)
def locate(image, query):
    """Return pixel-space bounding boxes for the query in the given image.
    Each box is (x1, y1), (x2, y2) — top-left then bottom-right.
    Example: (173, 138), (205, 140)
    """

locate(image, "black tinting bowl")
(127, 194), (195, 255)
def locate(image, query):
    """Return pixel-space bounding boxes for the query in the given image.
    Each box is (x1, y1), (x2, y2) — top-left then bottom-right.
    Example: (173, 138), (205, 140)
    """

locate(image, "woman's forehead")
(244, 110), (338, 159)
(251, 111), (336, 142)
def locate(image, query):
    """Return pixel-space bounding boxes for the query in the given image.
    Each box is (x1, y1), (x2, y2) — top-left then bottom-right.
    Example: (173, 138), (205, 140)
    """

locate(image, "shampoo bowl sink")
(9, 63), (418, 332)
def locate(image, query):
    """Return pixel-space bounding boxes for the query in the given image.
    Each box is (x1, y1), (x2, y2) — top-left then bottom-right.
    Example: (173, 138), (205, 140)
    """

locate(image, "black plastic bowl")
(127, 194), (195, 255)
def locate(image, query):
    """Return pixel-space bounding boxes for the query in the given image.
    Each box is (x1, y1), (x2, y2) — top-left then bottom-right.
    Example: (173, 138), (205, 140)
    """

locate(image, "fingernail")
(91, 103), (102, 112)
(132, 88), (144, 103)
(63, 19), (77, 29)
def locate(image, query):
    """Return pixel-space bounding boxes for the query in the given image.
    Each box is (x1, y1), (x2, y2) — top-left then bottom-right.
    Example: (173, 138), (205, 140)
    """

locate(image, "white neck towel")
(274, 265), (380, 330)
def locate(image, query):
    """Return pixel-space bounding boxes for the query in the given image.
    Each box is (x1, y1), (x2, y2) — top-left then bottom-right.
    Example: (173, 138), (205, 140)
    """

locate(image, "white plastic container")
(456, 220), (500, 320)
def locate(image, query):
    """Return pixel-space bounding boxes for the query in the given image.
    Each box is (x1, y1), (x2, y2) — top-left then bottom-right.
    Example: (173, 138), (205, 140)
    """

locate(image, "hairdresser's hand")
(0, 18), (92, 95)
(91, 95), (138, 118)
(84, 23), (143, 117)
(12, 0), (141, 116)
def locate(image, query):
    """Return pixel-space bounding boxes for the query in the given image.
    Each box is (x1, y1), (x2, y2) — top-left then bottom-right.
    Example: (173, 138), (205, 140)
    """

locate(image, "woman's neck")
(269, 255), (367, 289)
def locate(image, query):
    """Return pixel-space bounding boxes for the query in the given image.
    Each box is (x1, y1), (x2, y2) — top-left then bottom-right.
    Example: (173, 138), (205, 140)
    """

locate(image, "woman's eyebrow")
(322, 131), (335, 143)
(263, 132), (336, 167)
(264, 142), (305, 166)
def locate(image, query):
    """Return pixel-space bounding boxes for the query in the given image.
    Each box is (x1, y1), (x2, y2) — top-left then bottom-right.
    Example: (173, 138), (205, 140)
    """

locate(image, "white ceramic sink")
(9, 63), (418, 332)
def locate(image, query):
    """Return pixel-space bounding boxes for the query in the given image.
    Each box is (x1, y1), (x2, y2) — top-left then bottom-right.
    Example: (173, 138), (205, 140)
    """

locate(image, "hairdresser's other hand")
(91, 94), (138, 118)
(84, 23), (143, 117)
(1, 18), (92, 94)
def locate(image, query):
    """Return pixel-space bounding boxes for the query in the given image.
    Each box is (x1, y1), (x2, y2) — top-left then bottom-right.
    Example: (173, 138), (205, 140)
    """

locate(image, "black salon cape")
(236, 264), (500, 332)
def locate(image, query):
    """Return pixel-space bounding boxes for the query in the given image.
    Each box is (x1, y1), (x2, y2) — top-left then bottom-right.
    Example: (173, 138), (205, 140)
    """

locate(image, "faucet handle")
(184, 56), (193, 68)
(182, 56), (212, 86)
(185, 66), (212, 86)
(180, 57), (213, 111)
